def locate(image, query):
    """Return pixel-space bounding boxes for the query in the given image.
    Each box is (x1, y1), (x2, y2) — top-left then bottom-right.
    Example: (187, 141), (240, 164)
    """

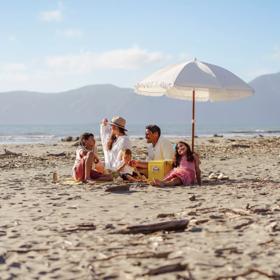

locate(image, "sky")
(0, 0), (280, 92)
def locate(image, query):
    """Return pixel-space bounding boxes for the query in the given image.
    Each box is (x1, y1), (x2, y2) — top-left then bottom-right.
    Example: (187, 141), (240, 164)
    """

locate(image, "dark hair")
(173, 141), (194, 167)
(145, 125), (161, 137)
(107, 127), (127, 150)
(79, 132), (94, 147)
(123, 149), (132, 156)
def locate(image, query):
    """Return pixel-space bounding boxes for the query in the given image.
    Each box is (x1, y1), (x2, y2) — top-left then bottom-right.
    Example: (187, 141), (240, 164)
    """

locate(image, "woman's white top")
(100, 123), (131, 170)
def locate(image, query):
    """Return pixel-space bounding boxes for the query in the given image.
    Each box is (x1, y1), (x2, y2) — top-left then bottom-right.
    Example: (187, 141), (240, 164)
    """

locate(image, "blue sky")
(0, 0), (279, 92)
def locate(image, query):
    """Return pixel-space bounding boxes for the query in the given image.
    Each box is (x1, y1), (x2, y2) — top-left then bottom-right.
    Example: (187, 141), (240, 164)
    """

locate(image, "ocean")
(0, 123), (280, 144)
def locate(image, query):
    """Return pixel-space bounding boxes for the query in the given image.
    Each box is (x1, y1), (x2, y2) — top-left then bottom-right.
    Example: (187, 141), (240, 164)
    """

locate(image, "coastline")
(1, 122), (280, 145)
(0, 136), (280, 279)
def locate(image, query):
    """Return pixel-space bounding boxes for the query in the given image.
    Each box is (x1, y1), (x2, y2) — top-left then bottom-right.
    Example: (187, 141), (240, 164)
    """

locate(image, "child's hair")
(79, 132), (94, 147)
(107, 127), (127, 150)
(122, 149), (132, 157)
(173, 141), (194, 167)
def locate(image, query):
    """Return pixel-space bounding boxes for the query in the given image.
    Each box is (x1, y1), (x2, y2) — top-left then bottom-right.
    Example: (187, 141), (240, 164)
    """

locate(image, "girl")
(152, 141), (201, 187)
(73, 132), (112, 182)
(100, 116), (131, 171)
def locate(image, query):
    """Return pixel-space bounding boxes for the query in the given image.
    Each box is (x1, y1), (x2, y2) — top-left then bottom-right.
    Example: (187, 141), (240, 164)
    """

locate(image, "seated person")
(132, 125), (174, 176)
(116, 149), (146, 182)
(152, 141), (201, 187)
(73, 132), (112, 183)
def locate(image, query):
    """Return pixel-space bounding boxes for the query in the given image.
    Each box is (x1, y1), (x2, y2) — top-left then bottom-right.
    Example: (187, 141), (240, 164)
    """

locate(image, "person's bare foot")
(83, 178), (96, 185)
(140, 175), (147, 182)
(151, 179), (164, 187)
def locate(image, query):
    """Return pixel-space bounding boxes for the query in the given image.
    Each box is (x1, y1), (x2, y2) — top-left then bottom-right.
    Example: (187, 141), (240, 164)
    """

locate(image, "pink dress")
(164, 156), (196, 185)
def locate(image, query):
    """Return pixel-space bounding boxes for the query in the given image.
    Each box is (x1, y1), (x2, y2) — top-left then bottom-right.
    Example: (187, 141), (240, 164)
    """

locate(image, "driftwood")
(220, 208), (250, 216)
(47, 152), (66, 157)
(0, 149), (22, 158)
(115, 219), (188, 234)
(231, 144), (250, 149)
(105, 184), (130, 192)
(143, 263), (187, 276)
(215, 247), (242, 257)
(8, 248), (49, 254)
(214, 268), (280, 279)
(251, 207), (271, 214)
(233, 219), (254, 230)
(8, 247), (117, 254)
(95, 250), (171, 261)
(157, 213), (176, 218)
(62, 223), (96, 233)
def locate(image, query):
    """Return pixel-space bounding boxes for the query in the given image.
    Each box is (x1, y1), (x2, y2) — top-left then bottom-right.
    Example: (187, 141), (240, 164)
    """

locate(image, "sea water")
(0, 123), (279, 144)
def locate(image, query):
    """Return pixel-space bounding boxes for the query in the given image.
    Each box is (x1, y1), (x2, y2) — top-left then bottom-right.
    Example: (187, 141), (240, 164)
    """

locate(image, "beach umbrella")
(135, 58), (254, 151)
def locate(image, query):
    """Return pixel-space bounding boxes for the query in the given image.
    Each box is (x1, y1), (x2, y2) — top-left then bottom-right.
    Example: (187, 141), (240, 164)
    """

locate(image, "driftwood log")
(143, 263), (188, 276)
(214, 268), (280, 279)
(0, 149), (22, 158)
(47, 152), (66, 157)
(94, 251), (171, 262)
(105, 184), (130, 192)
(62, 223), (96, 233)
(115, 219), (188, 234)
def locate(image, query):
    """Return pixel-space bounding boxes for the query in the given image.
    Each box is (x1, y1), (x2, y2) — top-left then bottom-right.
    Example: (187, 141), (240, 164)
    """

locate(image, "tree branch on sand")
(114, 219), (189, 234)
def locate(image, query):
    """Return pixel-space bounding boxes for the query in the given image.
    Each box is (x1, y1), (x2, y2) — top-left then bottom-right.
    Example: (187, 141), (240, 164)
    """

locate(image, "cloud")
(271, 46), (280, 60)
(46, 47), (168, 74)
(0, 63), (29, 83)
(61, 28), (83, 38)
(0, 47), (171, 92)
(39, 10), (63, 22)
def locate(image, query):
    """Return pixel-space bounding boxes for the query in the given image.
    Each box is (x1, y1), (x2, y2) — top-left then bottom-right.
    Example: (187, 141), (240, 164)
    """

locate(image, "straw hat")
(110, 116), (127, 131)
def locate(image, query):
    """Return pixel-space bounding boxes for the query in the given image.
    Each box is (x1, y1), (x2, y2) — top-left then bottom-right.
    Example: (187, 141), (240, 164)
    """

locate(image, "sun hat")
(110, 116), (127, 131)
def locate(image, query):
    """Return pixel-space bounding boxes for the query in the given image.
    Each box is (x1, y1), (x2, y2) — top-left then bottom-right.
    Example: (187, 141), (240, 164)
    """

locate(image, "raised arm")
(99, 118), (111, 149)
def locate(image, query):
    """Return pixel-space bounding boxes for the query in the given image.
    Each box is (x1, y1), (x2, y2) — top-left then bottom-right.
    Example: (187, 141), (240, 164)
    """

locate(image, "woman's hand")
(101, 118), (108, 125)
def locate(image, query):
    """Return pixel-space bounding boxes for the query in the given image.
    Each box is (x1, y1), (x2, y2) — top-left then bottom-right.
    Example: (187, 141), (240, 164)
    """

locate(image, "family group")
(72, 116), (201, 187)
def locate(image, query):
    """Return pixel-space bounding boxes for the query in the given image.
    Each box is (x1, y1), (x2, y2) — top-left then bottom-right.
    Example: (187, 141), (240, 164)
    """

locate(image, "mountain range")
(0, 72), (279, 126)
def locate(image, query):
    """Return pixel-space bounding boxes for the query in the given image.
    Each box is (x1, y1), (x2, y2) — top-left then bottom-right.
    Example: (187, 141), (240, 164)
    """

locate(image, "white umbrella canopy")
(135, 58), (254, 151)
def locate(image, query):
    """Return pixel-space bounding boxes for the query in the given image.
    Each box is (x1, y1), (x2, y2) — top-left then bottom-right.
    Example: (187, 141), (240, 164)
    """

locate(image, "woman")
(100, 116), (131, 171)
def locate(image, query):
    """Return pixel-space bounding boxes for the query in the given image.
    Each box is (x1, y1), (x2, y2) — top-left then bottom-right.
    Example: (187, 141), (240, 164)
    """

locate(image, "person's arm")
(114, 150), (125, 172)
(116, 161), (127, 172)
(93, 146), (100, 163)
(79, 148), (87, 158)
(131, 160), (148, 169)
(100, 119), (111, 149)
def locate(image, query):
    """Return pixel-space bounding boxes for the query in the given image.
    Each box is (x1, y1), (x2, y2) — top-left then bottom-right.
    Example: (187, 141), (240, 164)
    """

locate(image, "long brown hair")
(173, 141), (194, 167)
(107, 127), (126, 150)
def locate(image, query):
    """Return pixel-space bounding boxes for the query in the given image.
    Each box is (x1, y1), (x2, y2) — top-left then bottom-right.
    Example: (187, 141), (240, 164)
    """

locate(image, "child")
(73, 132), (112, 182)
(117, 149), (146, 182)
(152, 141), (201, 187)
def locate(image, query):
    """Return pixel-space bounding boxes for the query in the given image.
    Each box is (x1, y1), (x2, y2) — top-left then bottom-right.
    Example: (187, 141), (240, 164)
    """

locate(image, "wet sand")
(0, 136), (280, 279)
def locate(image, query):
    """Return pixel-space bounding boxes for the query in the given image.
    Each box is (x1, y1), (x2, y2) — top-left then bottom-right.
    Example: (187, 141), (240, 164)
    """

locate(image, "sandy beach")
(1, 136), (280, 280)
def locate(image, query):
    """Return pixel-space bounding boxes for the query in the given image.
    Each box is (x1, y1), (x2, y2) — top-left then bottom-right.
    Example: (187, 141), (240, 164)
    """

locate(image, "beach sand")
(0, 136), (280, 279)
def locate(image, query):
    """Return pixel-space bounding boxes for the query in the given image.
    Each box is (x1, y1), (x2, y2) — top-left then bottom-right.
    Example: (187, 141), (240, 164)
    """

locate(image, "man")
(133, 125), (174, 173)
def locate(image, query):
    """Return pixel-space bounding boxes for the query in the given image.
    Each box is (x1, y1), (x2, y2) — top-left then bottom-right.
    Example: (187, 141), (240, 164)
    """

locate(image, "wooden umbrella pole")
(192, 89), (195, 152)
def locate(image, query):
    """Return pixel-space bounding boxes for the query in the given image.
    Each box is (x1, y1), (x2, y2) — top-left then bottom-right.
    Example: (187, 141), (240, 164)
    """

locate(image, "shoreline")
(1, 133), (280, 146)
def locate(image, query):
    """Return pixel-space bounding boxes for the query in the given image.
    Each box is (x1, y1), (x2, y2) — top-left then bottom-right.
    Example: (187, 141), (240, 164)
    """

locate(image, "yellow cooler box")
(148, 160), (173, 181)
